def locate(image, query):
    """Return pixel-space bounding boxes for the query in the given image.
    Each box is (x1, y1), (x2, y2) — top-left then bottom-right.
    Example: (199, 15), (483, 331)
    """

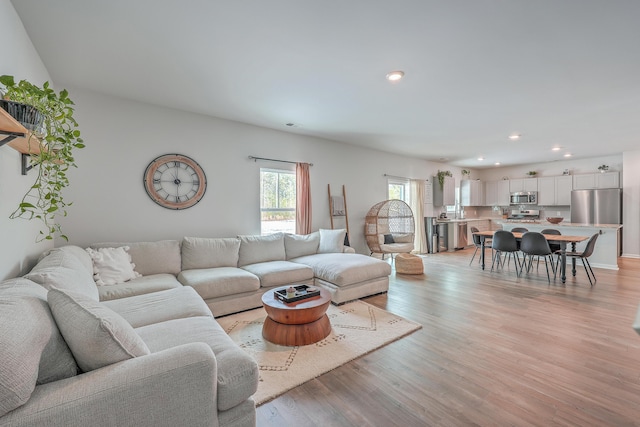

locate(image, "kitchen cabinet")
(537, 175), (572, 206)
(484, 180), (510, 206)
(573, 172), (620, 190)
(509, 178), (538, 192)
(433, 176), (455, 206)
(460, 180), (484, 206)
(596, 171), (619, 188)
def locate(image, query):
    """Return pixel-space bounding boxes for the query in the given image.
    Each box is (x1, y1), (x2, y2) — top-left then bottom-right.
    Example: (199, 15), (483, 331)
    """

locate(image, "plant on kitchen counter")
(436, 170), (452, 189)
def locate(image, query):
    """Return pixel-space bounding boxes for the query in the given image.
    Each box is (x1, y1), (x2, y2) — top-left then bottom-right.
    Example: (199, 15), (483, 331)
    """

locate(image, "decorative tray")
(274, 284), (320, 303)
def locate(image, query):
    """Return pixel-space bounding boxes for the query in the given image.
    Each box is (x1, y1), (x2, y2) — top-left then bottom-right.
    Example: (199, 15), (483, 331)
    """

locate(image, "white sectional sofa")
(0, 229), (391, 426)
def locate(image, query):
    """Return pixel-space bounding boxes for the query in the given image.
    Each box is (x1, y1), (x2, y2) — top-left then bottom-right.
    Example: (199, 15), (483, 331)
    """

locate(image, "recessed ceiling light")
(552, 147), (561, 151)
(478, 157), (484, 161)
(386, 71), (405, 82)
(564, 153), (572, 157)
(495, 162), (501, 166)
(509, 134), (521, 140)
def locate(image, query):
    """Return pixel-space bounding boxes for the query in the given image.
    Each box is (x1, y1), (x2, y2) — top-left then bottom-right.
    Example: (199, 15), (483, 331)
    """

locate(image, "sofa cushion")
(292, 253), (392, 286)
(90, 240), (181, 276)
(97, 273), (182, 301)
(237, 233), (285, 267)
(136, 316), (259, 412)
(85, 246), (142, 285)
(284, 232), (320, 259)
(25, 247), (99, 301)
(393, 233), (414, 243)
(0, 279), (78, 417)
(241, 260), (314, 287)
(103, 287), (213, 328)
(48, 288), (150, 372)
(181, 237), (241, 269)
(318, 228), (346, 253)
(39, 245), (94, 275)
(178, 267), (260, 299)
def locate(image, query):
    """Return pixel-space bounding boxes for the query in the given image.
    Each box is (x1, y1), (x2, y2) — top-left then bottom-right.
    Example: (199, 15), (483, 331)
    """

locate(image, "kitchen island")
(498, 221), (622, 270)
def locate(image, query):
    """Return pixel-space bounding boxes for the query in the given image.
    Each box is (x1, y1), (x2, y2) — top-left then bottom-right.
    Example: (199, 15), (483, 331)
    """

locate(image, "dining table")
(473, 230), (589, 283)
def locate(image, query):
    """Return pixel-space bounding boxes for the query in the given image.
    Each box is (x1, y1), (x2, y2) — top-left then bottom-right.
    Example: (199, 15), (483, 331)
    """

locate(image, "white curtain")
(410, 179), (427, 253)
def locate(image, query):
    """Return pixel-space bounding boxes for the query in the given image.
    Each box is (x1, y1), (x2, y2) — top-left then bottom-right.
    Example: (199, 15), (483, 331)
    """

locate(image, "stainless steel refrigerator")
(570, 188), (622, 224)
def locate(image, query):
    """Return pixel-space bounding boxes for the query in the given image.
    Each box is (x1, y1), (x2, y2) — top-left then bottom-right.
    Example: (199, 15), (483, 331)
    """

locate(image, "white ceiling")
(10, 0), (640, 168)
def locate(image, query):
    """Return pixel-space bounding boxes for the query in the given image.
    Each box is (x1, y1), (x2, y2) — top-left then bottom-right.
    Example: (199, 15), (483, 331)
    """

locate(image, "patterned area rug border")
(217, 300), (422, 405)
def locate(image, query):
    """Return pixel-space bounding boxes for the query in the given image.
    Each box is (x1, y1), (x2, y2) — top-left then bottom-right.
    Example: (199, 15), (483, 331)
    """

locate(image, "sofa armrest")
(1, 343), (219, 427)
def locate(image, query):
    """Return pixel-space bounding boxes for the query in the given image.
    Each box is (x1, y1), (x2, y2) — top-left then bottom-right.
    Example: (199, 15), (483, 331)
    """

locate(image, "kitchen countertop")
(496, 220), (623, 229)
(436, 217), (495, 223)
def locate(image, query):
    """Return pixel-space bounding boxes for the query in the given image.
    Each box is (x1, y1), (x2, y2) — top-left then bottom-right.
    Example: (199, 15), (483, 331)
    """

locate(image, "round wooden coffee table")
(261, 286), (332, 346)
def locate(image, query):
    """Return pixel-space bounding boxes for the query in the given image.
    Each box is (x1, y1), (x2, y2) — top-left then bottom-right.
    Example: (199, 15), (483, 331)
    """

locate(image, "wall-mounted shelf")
(0, 107), (44, 175)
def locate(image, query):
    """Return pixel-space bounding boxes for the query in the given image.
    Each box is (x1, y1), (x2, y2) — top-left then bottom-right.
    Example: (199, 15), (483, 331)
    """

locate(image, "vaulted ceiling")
(11, 0), (640, 167)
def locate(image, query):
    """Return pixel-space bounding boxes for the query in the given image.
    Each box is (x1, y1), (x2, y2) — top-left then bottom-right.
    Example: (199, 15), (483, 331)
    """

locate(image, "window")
(388, 178), (410, 203)
(260, 168), (296, 234)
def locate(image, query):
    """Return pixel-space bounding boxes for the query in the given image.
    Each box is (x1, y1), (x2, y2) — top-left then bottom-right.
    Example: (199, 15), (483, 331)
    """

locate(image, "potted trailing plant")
(436, 170), (452, 189)
(598, 164), (609, 173)
(527, 171), (537, 176)
(461, 169), (471, 179)
(0, 75), (84, 242)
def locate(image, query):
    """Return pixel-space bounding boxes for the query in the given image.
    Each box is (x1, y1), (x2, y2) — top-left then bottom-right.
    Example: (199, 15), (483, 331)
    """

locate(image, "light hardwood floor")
(256, 248), (640, 426)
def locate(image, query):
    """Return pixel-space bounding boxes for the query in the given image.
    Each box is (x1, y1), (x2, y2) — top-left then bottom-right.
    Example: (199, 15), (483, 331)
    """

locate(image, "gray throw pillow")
(47, 287), (150, 372)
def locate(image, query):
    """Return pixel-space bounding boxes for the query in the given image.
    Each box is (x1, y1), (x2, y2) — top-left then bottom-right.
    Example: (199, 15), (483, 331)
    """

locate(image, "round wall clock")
(143, 154), (207, 210)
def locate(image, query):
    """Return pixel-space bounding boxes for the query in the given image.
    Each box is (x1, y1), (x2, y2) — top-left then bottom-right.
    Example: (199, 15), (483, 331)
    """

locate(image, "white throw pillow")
(47, 287), (150, 372)
(318, 229), (346, 253)
(85, 246), (142, 285)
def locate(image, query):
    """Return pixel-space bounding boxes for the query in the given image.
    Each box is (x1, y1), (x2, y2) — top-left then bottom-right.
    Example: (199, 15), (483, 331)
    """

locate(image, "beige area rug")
(217, 300), (422, 405)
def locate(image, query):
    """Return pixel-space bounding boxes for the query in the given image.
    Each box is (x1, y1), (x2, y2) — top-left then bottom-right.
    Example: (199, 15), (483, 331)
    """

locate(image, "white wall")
(622, 150), (640, 258)
(0, 0), (53, 279)
(58, 88), (458, 255)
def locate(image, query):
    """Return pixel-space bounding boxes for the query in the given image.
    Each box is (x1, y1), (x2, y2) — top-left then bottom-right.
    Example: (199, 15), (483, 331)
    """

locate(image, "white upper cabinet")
(460, 180), (484, 206)
(573, 172), (619, 190)
(433, 176), (455, 206)
(538, 176), (572, 206)
(509, 178), (538, 192)
(497, 180), (510, 205)
(484, 180), (510, 206)
(596, 171), (619, 188)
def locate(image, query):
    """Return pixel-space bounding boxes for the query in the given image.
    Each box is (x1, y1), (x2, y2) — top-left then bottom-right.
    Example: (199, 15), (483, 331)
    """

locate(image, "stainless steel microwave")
(510, 191), (537, 205)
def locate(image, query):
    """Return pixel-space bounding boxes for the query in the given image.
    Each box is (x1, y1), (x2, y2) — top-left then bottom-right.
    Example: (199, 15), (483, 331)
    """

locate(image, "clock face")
(143, 154), (207, 210)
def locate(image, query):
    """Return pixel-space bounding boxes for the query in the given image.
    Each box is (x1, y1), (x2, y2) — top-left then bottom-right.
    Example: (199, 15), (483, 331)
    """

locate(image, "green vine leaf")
(2, 75), (83, 242)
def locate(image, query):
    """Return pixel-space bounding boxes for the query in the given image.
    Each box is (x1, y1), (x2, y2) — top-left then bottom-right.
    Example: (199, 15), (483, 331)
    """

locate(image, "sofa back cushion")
(318, 228), (346, 253)
(284, 232), (320, 259)
(0, 278), (78, 417)
(48, 287), (151, 372)
(237, 233), (285, 267)
(25, 247), (100, 301)
(181, 237), (241, 269)
(90, 240), (181, 276)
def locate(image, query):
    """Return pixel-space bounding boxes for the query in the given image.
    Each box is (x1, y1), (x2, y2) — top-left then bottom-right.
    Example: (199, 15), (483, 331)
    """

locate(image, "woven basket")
(395, 253), (424, 275)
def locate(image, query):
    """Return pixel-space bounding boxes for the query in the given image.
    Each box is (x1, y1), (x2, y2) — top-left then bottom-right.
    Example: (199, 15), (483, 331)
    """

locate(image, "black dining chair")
(519, 232), (555, 282)
(491, 230), (521, 275)
(556, 233), (599, 285)
(540, 228), (561, 270)
(469, 226), (492, 265)
(511, 227), (528, 252)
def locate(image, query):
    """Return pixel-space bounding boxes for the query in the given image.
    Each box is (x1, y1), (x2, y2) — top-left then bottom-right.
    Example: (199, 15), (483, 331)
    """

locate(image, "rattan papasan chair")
(365, 199), (415, 259)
